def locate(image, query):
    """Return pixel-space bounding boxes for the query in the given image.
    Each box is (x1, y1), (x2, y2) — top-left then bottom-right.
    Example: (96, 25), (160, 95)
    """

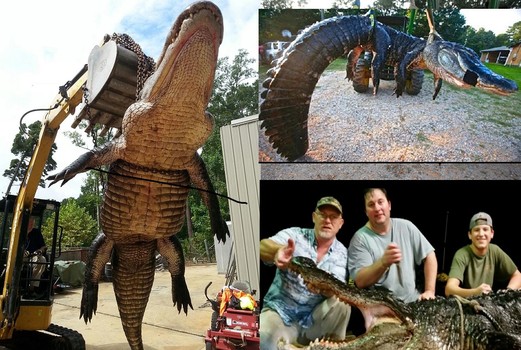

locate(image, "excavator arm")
(0, 65), (87, 339)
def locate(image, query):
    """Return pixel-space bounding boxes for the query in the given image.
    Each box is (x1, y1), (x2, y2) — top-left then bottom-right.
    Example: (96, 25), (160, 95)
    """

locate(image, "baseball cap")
(316, 196), (342, 214)
(469, 212), (493, 230)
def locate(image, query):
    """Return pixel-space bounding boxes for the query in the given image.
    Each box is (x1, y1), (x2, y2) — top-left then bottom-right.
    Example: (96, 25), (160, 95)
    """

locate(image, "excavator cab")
(0, 195), (85, 349)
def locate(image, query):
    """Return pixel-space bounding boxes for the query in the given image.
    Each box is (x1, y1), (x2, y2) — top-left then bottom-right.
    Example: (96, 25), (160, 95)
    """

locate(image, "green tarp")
(53, 260), (86, 287)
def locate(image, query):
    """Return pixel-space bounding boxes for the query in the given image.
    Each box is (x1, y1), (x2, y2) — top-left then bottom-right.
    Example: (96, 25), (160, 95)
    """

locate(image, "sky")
(0, 1), (519, 202)
(0, 0), (258, 201)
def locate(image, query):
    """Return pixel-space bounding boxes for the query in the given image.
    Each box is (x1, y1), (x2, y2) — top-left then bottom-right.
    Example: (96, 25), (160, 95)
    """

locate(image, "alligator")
(280, 256), (521, 350)
(259, 14), (518, 161)
(47, 2), (228, 349)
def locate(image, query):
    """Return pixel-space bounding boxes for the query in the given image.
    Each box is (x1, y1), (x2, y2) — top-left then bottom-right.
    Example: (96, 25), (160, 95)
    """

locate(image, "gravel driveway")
(259, 70), (521, 162)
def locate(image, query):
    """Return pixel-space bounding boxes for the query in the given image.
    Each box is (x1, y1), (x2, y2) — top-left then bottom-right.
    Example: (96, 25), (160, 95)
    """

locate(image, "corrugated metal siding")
(220, 114), (260, 293)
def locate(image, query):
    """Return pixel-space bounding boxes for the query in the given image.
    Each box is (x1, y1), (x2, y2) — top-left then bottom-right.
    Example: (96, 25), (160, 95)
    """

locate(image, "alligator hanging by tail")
(281, 257), (521, 350)
(259, 13), (518, 161)
(48, 2), (228, 349)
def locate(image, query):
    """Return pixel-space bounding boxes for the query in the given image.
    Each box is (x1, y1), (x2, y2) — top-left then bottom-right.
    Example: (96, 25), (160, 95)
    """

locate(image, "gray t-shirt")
(347, 218), (434, 303)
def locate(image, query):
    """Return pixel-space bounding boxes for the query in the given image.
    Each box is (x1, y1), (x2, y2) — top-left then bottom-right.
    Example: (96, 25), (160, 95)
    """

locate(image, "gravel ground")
(259, 70), (521, 162)
(260, 162), (521, 180)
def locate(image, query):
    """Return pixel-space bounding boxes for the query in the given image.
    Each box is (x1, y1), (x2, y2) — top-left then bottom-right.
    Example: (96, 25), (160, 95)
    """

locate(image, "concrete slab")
(51, 263), (226, 350)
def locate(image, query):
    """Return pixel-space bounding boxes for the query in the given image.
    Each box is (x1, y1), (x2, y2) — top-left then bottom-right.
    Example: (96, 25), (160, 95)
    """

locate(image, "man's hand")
(477, 283), (492, 295)
(381, 242), (402, 267)
(274, 238), (295, 270)
(419, 290), (435, 300)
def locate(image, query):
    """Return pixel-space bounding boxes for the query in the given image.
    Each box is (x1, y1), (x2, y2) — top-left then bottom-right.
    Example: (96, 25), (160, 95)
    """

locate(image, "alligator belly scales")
(259, 13), (518, 161)
(48, 2), (228, 349)
(284, 257), (521, 350)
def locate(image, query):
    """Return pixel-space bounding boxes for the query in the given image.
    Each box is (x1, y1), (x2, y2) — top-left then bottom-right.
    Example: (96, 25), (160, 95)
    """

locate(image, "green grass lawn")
(260, 58), (520, 97)
(485, 63), (521, 88)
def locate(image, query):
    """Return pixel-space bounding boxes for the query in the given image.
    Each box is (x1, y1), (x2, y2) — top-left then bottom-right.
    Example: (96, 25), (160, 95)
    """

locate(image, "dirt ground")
(50, 264), (225, 350)
(259, 71), (521, 162)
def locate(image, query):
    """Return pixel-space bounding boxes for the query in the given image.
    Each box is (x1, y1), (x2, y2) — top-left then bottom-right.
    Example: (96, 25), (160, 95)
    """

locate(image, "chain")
(82, 84), (92, 120)
(109, 33), (156, 100)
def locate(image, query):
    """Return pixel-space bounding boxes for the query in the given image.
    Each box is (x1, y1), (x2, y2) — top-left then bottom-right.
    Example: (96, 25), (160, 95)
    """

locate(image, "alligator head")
(420, 32), (518, 100)
(284, 257), (415, 349)
(141, 1), (223, 102)
(135, 1), (223, 153)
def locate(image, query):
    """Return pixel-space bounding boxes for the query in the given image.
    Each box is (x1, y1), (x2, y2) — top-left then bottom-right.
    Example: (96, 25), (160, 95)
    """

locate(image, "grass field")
(485, 62), (521, 88)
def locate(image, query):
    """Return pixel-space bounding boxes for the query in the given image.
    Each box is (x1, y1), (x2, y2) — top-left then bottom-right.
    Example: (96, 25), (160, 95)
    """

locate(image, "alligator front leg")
(395, 48), (424, 98)
(186, 152), (229, 243)
(432, 76), (443, 100)
(48, 137), (126, 186)
(370, 25), (391, 96)
(157, 235), (193, 314)
(81, 232), (114, 323)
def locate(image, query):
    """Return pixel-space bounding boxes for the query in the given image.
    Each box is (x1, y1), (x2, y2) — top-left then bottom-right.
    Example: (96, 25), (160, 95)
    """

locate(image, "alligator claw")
(172, 275), (193, 315)
(48, 151), (93, 186)
(80, 282), (99, 323)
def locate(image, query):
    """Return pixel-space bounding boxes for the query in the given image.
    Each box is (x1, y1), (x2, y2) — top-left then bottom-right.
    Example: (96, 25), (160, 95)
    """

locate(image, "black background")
(259, 179), (520, 304)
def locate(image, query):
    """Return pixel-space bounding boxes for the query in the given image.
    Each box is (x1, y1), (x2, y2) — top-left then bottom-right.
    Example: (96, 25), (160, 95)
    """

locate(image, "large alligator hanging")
(48, 2), (228, 349)
(281, 256), (521, 350)
(259, 13), (518, 161)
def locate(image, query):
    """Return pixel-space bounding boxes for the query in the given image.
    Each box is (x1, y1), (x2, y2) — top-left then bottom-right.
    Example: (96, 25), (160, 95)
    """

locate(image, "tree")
(42, 198), (98, 248)
(506, 21), (521, 43)
(182, 49), (258, 255)
(412, 8), (466, 42)
(464, 27), (500, 55)
(3, 121), (57, 192)
(260, 0), (308, 9)
(64, 123), (113, 231)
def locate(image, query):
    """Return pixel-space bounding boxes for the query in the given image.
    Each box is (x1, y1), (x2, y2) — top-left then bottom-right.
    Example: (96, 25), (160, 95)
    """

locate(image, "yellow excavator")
(0, 35), (141, 349)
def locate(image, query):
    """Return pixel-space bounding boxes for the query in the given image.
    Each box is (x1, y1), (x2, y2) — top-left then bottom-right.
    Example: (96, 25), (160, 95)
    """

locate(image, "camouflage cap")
(316, 196), (342, 214)
(469, 212), (493, 230)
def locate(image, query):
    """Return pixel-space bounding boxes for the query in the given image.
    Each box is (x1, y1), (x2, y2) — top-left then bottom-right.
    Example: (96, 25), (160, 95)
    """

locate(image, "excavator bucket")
(71, 40), (139, 136)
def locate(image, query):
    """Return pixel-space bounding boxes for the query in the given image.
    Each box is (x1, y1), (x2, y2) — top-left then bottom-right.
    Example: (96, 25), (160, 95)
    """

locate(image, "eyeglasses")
(315, 211), (341, 222)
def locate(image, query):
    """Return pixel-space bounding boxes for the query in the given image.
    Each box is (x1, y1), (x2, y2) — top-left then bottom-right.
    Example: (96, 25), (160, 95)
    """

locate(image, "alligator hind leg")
(81, 232), (114, 323)
(112, 240), (156, 350)
(157, 235), (193, 314)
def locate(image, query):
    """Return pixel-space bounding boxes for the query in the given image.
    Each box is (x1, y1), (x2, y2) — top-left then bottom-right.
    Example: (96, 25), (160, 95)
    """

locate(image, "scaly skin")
(259, 14), (518, 161)
(282, 257), (521, 350)
(48, 2), (227, 349)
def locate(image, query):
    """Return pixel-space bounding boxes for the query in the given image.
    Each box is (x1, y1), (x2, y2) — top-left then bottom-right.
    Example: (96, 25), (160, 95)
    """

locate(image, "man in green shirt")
(445, 212), (521, 297)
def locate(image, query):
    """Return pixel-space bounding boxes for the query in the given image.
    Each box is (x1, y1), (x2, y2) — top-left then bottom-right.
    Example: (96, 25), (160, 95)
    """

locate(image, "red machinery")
(204, 281), (260, 350)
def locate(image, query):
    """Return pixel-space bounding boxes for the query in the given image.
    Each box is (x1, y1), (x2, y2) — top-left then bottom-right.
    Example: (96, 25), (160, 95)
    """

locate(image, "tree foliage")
(506, 21), (521, 43)
(464, 27), (502, 55)
(42, 198), (98, 248)
(260, 0), (309, 9)
(3, 121), (57, 190)
(183, 50), (258, 253)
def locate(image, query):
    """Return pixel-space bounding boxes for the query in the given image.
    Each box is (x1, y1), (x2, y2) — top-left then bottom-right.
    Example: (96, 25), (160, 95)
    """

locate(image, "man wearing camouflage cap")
(260, 196), (351, 350)
(445, 212), (521, 297)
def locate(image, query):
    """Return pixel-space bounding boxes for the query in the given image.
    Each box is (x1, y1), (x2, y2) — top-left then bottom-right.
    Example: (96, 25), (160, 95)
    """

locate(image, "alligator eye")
(293, 256), (316, 268)
(463, 70), (478, 86)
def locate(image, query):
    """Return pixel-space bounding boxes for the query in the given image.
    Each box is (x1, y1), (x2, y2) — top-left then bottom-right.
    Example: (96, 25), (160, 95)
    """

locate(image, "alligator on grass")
(259, 13), (518, 161)
(280, 256), (521, 350)
(48, 2), (228, 350)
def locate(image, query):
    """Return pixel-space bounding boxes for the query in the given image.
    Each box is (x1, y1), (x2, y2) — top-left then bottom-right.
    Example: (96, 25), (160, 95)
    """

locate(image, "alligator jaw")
(288, 257), (412, 333)
(422, 35), (518, 96)
(140, 1), (223, 103)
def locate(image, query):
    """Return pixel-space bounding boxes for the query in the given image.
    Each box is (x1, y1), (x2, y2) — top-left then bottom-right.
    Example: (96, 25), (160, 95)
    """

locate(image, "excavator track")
(3, 324), (85, 350)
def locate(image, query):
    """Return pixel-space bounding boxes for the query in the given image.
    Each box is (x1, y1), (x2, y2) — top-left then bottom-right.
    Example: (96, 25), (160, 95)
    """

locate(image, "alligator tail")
(112, 240), (157, 350)
(259, 15), (373, 161)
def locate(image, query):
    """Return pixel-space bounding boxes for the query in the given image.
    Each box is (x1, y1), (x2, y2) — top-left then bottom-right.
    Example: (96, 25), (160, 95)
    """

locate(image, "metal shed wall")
(220, 114), (260, 293)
